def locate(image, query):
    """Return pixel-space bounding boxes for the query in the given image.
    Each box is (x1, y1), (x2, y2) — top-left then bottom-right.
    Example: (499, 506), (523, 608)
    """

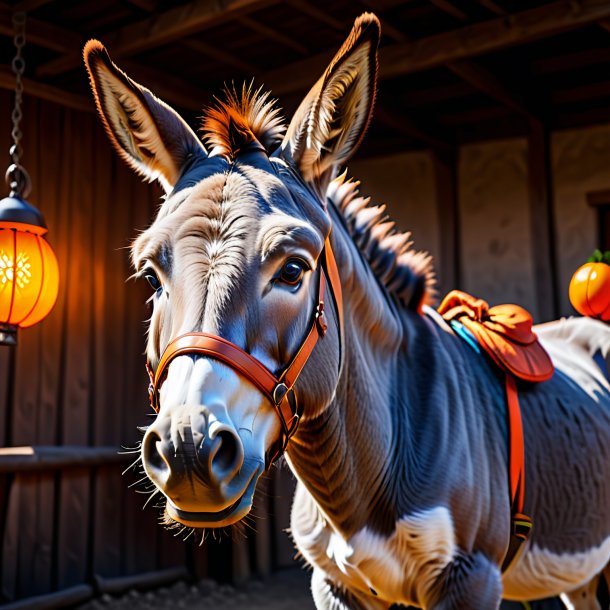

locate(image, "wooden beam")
(0, 66), (92, 112)
(36, 0), (279, 77)
(447, 59), (534, 117)
(238, 15), (309, 55)
(380, 0), (610, 80)
(261, 0), (610, 97)
(0, 445), (129, 472)
(432, 149), (461, 292)
(0, 3), (82, 54)
(183, 38), (257, 74)
(527, 118), (559, 321)
(429, 0), (469, 22)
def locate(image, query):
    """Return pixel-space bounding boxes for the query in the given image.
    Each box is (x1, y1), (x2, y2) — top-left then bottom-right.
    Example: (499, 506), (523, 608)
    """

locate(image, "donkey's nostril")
(142, 429), (169, 482)
(203, 428), (244, 483)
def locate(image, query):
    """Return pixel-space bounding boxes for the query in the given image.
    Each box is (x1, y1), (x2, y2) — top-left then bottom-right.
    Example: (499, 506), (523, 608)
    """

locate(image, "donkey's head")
(84, 14), (379, 529)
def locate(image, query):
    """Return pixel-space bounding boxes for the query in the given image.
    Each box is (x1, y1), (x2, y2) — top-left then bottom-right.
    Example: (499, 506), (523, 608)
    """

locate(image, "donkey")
(84, 14), (610, 610)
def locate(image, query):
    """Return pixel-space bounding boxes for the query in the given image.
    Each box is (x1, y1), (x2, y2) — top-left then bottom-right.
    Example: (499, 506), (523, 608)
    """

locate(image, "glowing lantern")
(0, 194), (59, 344)
(0, 12), (59, 346)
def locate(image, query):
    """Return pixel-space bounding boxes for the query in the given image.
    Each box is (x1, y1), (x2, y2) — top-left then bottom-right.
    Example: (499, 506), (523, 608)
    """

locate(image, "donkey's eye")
(279, 259), (308, 286)
(143, 270), (162, 292)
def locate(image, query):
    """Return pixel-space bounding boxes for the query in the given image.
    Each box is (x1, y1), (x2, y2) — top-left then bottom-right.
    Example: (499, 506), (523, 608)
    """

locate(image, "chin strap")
(146, 235), (343, 467)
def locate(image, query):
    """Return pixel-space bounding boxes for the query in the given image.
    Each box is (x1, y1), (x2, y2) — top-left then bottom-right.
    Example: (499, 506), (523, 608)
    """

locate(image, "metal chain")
(6, 11), (31, 198)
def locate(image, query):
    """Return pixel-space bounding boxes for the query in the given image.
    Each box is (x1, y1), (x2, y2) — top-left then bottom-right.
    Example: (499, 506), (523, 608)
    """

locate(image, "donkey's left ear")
(282, 13), (379, 191)
(84, 40), (206, 193)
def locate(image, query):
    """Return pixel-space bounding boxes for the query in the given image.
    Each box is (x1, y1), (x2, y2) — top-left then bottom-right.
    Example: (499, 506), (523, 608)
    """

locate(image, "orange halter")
(146, 236), (344, 466)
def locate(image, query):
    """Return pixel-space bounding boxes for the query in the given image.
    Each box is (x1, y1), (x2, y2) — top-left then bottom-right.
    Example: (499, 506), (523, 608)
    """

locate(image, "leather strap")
(146, 235), (343, 466)
(506, 374), (525, 514)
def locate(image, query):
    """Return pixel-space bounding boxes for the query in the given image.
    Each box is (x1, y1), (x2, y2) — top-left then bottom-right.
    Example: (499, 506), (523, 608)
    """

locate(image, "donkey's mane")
(200, 85), (435, 309)
(201, 84), (286, 158)
(328, 172), (436, 309)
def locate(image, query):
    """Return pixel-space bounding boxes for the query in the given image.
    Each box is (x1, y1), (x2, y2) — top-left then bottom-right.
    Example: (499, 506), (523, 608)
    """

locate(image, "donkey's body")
(84, 12), (610, 609)
(283, 201), (610, 609)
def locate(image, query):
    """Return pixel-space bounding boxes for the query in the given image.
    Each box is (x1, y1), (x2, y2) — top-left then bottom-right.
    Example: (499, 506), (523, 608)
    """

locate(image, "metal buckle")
(273, 382), (289, 406)
(512, 513), (533, 542)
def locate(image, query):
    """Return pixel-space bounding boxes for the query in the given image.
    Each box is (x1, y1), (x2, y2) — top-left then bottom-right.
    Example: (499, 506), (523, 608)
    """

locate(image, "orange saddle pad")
(438, 290), (554, 383)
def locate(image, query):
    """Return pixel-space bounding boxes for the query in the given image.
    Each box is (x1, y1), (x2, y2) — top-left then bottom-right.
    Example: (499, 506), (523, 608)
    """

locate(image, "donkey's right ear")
(84, 40), (205, 193)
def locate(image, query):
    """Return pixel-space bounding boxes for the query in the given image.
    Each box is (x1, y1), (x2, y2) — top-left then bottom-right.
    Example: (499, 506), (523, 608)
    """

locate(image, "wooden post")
(527, 119), (559, 321)
(432, 148), (461, 295)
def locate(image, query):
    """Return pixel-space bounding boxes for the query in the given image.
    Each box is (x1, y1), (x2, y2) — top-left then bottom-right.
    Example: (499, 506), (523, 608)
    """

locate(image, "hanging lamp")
(0, 12), (59, 346)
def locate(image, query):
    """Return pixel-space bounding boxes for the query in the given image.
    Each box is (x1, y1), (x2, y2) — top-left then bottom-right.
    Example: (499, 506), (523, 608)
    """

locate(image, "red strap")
(505, 374), (525, 514)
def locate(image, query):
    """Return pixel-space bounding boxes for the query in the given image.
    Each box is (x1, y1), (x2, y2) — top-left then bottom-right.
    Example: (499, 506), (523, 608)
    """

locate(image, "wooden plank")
(527, 118), (559, 321)
(432, 149), (461, 293)
(35, 0), (280, 77)
(447, 60), (534, 117)
(263, 0), (610, 96)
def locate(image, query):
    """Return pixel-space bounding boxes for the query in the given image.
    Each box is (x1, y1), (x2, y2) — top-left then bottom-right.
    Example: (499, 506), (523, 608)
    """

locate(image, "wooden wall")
(350, 123), (610, 321)
(0, 92), (296, 604)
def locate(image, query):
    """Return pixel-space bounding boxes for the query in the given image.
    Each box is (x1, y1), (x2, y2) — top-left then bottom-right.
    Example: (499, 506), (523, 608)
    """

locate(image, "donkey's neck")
(287, 208), (410, 537)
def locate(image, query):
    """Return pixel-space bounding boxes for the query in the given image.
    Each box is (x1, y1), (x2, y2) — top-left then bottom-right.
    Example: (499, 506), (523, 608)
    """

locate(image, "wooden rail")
(0, 445), (132, 472)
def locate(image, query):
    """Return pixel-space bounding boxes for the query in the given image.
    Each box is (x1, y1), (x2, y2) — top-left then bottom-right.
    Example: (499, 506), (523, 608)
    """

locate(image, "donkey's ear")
(84, 40), (205, 193)
(282, 13), (379, 190)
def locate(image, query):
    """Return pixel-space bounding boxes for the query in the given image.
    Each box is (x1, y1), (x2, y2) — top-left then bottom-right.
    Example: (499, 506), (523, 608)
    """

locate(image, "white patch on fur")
(293, 504), (456, 607)
(502, 536), (610, 600)
(536, 317), (610, 401)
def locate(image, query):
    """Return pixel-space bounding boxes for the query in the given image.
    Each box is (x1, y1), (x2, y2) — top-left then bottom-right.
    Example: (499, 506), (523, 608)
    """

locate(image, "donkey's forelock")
(201, 84), (286, 159)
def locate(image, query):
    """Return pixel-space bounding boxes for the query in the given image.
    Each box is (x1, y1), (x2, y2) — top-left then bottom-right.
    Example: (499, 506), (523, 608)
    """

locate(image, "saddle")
(437, 290), (554, 572)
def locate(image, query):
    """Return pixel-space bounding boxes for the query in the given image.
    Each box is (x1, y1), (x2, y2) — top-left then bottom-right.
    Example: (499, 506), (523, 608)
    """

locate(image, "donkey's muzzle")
(142, 406), (248, 514)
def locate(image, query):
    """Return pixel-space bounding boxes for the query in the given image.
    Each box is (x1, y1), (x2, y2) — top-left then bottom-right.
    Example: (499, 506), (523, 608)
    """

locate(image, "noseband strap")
(146, 235), (343, 466)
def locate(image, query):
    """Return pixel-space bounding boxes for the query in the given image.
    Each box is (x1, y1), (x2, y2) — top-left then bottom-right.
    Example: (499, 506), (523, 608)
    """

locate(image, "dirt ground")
(76, 569), (316, 610)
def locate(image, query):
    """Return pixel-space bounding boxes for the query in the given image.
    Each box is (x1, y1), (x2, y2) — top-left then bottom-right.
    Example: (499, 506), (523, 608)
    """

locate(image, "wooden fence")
(0, 91), (297, 607)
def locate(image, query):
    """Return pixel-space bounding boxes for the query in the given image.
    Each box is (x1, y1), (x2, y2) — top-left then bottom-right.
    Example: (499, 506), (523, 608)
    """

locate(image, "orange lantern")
(0, 193), (59, 345)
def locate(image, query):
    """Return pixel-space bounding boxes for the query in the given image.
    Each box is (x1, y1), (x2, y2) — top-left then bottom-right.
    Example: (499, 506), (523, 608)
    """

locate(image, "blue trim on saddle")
(449, 320), (481, 354)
